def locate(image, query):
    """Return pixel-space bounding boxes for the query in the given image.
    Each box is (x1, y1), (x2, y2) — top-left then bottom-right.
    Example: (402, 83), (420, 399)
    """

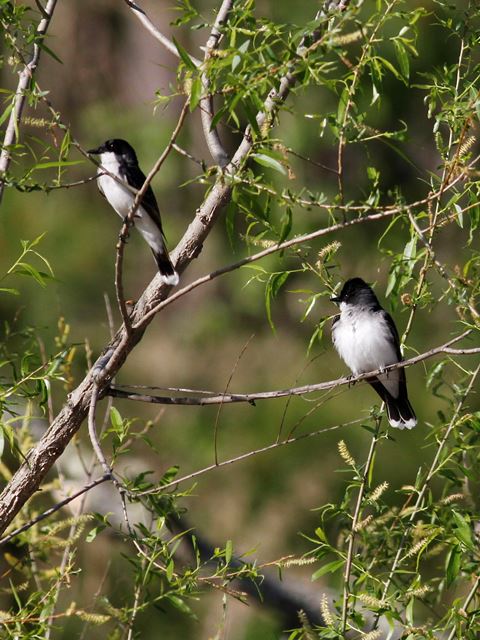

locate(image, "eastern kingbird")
(331, 277), (417, 429)
(88, 139), (179, 286)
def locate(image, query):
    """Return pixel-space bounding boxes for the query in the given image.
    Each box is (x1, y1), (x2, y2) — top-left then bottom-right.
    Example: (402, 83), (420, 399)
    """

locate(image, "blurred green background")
(1, 0), (479, 637)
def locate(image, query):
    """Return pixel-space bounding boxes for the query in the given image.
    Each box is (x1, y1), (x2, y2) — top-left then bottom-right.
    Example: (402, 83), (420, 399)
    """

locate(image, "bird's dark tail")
(152, 249), (179, 286)
(369, 379), (417, 430)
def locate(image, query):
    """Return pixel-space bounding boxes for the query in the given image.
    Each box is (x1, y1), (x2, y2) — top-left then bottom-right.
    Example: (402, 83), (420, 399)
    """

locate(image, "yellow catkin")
(331, 29), (364, 46)
(338, 440), (356, 467)
(297, 610), (315, 640)
(405, 537), (429, 558)
(354, 515), (373, 531)
(74, 611), (111, 624)
(320, 593), (334, 626)
(407, 585), (432, 598)
(458, 135), (476, 158)
(369, 481), (389, 502)
(357, 593), (384, 609)
(281, 556), (316, 568)
(441, 493), (465, 505)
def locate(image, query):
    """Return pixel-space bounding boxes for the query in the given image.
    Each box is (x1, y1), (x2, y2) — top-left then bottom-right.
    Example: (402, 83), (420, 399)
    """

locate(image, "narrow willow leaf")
(173, 37), (197, 71)
(252, 153), (287, 175)
(393, 40), (410, 80)
(189, 75), (203, 111)
(311, 559), (344, 581)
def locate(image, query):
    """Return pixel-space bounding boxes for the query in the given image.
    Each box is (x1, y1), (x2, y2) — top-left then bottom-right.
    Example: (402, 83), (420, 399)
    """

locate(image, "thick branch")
(200, 0), (232, 166)
(0, 0), (58, 205)
(107, 330), (476, 406)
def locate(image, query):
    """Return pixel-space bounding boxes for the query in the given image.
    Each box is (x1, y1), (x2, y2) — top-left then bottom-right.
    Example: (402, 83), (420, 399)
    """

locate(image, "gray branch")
(200, 0), (233, 167)
(0, 0), (58, 205)
(105, 330), (477, 406)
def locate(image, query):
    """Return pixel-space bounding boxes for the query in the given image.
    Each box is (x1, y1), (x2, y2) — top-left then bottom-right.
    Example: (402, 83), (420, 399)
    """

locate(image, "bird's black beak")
(87, 145), (104, 155)
(330, 295), (341, 304)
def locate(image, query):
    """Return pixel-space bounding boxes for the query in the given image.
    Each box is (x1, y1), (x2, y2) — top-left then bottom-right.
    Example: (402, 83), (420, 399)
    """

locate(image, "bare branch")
(137, 419), (363, 495)
(106, 330), (476, 406)
(122, 0), (201, 66)
(88, 384), (113, 479)
(0, 0), (58, 205)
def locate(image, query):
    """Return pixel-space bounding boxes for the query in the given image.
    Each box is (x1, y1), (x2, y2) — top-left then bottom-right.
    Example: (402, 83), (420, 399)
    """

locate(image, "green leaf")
(0, 287), (20, 296)
(265, 272), (289, 331)
(311, 558), (344, 581)
(86, 523), (107, 543)
(189, 75), (203, 111)
(454, 203), (463, 229)
(446, 544), (461, 587)
(34, 160), (83, 170)
(232, 54), (241, 72)
(252, 154), (287, 175)
(167, 595), (194, 617)
(376, 55), (406, 84)
(315, 526), (328, 544)
(225, 539), (233, 564)
(225, 199), (237, 249)
(166, 559), (174, 581)
(110, 407), (123, 434)
(452, 511), (474, 550)
(14, 263), (51, 287)
(393, 40), (410, 80)
(279, 207), (292, 243)
(173, 37), (197, 71)
(337, 86), (349, 126)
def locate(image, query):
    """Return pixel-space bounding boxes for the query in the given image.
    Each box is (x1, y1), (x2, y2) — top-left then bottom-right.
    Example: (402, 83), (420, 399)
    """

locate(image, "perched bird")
(331, 277), (417, 429)
(88, 138), (179, 286)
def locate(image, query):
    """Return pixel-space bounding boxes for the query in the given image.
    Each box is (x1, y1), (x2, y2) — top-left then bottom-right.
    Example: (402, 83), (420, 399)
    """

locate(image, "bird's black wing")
(122, 163), (165, 237)
(382, 310), (402, 361)
(380, 309), (409, 395)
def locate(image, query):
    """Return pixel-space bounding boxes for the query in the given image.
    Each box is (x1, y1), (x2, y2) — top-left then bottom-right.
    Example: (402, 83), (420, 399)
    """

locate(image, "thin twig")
(87, 384), (113, 478)
(213, 333), (255, 465)
(341, 421), (382, 633)
(0, 474), (110, 547)
(107, 329), (476, 406)
(136, 419), (363, 496)
(114, 99), (190, 332)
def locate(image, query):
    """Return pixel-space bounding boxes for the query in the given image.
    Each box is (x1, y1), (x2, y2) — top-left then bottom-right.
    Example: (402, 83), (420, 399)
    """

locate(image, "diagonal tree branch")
(123, 0), (201, 66)
(0, 0), (58, 206)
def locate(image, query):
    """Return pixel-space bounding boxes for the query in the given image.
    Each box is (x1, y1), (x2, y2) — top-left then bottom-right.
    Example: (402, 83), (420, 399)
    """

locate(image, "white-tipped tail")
(160, 271), (179, 287)
(389, 416), (417, 430)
